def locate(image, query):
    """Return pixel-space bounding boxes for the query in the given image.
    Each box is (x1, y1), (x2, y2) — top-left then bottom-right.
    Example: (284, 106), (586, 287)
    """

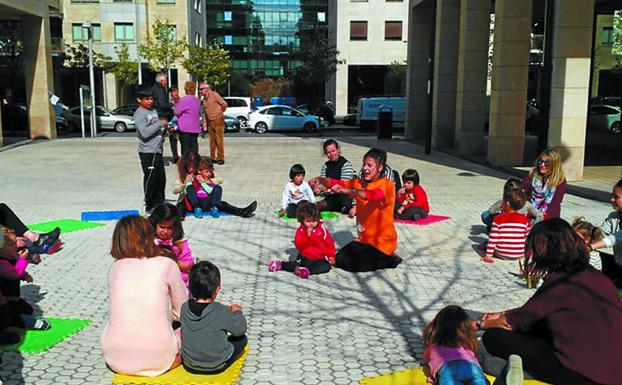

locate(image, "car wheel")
(237, 116), (248, 127)
(255, 122), (268, 134)
(114, 122), (127, 133)
(611, 121), (621, 134)
(303, 122), (317, 133)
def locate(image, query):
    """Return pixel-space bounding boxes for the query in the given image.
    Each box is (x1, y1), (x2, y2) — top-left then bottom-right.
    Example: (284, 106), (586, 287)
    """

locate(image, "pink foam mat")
(394, 214), (451, 226)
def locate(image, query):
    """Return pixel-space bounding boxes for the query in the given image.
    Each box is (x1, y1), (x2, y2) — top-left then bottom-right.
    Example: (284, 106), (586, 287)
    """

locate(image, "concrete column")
(177, 67), (191, 94)
(548, 0), (595, 181)
(104, 72), (118, 109)
(404, 1), (434, 142)
(431, 0), (460, 149)
(454, 0), (490, 155)
(333, 65), (349, 116)
(487, 0), (532, 166)
(22, 14), (56, 140)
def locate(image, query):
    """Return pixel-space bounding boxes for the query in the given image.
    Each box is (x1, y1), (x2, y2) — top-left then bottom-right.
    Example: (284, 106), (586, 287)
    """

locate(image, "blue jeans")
(437, 360), (489, 385)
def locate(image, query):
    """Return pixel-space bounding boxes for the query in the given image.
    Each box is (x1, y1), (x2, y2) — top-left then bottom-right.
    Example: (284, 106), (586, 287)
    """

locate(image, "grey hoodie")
(134, 107), (165, 154)
(180, 301), (247, 370)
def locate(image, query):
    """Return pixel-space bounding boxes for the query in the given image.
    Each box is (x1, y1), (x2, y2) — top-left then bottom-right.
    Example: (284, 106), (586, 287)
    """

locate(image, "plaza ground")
(0, 135), (617, 385)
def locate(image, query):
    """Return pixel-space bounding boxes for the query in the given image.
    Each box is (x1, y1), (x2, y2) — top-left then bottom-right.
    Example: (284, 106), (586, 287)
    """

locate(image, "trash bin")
(377, 105), (393, 139)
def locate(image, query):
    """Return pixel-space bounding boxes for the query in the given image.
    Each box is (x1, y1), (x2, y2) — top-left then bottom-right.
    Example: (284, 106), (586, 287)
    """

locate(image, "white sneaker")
(506, 354), (524, 385)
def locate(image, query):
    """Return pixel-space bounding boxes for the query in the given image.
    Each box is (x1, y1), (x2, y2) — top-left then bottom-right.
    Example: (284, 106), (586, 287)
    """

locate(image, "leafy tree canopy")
(182, 42), (230, 86)
(138, 19), (186, 72)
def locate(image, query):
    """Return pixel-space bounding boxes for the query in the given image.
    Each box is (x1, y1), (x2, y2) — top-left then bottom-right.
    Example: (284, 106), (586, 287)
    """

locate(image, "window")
(114, 23), (134, 41)
(194, 32), (202, 47)
(193, 0), (201, 12)
(317, 12), (326, 23)
(602, 27), (614, 46)
(350, 21), (367, 41)
(224, 35), (233, 45)
(157, 0), (175, 4)
(72, 23), (101, 42)
(71, 0), (99, 3)
(385, 21), (402, 40)
(224, 11), (232, 21)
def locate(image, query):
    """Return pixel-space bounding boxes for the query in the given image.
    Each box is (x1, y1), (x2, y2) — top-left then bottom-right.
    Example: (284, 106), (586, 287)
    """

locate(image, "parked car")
(296, 104), (335, 125)
(588, 104), (621, 134)
(62, 106), (136, 133)
(357, 97), (406, 130)
(223, 97), (253, 127)
(247, 105), (326, 134)
(224, 114), (240, 132)
(112, 104), (139, 117)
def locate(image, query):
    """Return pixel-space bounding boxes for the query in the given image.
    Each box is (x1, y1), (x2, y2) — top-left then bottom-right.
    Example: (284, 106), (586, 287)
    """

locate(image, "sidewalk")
(0, 135), (614, 385)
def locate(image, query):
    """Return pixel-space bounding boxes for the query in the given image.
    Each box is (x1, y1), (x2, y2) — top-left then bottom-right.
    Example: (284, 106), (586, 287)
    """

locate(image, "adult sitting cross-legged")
(315, 139), (356, 217)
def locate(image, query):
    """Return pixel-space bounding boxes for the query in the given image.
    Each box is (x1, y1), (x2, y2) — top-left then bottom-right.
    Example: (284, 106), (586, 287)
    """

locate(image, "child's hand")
(348, 206), (357, 218)
(278, 209), (286, 217)
(397, 207), (404, 215)
(196, 174), (205, 183)
(17, 248), (29, 260)
(229, 304), (243, 313)
(326, 255), (336, 265)
(306, 226), (314, 237)
(22, 272), (33, 283)
(331, 184), (345, 194)
(185, 174), (194, 183)
(308, 177), (320, 189)
(397, 187), (406, 195)
(214, 178), (223, 185)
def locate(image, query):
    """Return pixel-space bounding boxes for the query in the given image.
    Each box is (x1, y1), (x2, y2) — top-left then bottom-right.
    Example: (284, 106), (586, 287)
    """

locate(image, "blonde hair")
(571, 217), (604, 244)
(185, 81), (196, 95)
(529, 148), (565, 188)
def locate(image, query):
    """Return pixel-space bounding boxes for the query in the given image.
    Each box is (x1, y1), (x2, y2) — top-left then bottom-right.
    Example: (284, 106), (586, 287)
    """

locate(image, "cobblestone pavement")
(0, 136), (613, 385)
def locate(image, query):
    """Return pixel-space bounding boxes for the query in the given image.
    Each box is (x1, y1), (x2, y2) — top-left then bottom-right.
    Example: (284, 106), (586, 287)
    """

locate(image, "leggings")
(482, 329), (601, 385)
(185, 185), (223, 211)
(336, 241), (400, 272)
(0, 203), (29, 236)
(285, 202), (302, 218)
(395, 206), (428, 221)
(599, 252), (622, 288)
(319, 193), (353, 213)
(281, 255), (332, 275)
(183, 335), (247, 374)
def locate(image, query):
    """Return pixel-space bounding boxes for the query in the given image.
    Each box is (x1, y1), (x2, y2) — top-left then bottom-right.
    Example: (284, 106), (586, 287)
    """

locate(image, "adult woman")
(521, 148), (566, 219)
(480, 219), (622, 385)
(101, 216), (187, 376)
(310, 148), (401, 272)
(174, 81), (202, 157)
(316, 139), (356, 217)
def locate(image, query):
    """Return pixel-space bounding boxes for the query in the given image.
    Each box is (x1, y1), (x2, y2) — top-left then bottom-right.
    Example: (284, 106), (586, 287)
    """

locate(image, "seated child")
(278, 164), (315, 218)
(181, 261), (247, 374)
(149, 203), (195, 287)
(482, 177), (544, 233)
(572, 217), (603, 251)
(395, 169), (429, 221)
(0, 226), (51, 345)
(483, 189), (531, 263)
(268, 202), (335, 279)
(590, 178), (622, 288)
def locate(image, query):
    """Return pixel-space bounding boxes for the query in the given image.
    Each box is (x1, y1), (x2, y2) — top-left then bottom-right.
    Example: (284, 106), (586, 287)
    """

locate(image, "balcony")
(51, 37), (65, 56)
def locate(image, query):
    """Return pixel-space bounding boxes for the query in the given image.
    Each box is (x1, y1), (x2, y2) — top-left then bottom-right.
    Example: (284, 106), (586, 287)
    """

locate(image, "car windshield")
(99, 106), (115, 114)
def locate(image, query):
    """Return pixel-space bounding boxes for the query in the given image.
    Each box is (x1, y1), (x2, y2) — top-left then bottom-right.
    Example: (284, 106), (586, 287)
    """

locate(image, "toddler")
(395, 169), (429, 221)
(183, 158), (223, 218)
(269, 202), (335, 278)
(279, 164), (315, 218)
(482, 177), (543, 233)
(181, 261), (247, 374)
(149, 203), (195, 287)
(483, 189), (531, 263)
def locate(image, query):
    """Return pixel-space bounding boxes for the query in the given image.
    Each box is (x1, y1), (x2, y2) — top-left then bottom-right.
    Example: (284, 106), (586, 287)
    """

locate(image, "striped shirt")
(486, 211), (531, 260)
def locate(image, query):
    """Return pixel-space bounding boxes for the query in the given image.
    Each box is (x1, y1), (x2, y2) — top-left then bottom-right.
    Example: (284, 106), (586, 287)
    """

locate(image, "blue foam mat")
(81, 210), (140, 221)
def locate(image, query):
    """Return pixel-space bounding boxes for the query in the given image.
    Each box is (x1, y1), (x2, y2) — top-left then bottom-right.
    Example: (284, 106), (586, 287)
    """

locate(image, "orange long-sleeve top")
(329, 177), (397, 256)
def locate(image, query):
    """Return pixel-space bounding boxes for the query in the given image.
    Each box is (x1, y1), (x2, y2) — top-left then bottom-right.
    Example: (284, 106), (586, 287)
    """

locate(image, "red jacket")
(397, 184), (429, 213)
(294, 221), (336, 261)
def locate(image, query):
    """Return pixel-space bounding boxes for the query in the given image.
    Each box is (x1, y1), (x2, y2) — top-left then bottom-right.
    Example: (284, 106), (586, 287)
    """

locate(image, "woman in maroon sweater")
(480, 219), (622, 385)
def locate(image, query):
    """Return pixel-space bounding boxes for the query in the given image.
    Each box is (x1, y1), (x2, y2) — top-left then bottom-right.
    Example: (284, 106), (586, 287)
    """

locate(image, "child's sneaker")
(506, 354), (524, 385)
(211, 207), (220, 219)
(32, 318), (51, 331)
(268, 260), (282, 272)
(294, 266), (310, 279)
(193, 207), (203, 218)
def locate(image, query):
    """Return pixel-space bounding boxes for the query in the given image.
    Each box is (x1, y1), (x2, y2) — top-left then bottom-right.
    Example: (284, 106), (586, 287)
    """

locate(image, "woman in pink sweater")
(101, 216), (187, 377)
(174, 81), (202, 157)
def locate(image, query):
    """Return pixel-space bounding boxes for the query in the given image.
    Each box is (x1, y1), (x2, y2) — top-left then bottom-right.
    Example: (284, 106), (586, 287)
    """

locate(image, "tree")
(250, 78), (288, 103)
(64, 43), (111, 69)
(139, 19), (186, 73)
(385, 61), (406, 96)
(110, 43), (138, 104)
(182, 42), (230, 86)
(0, 21), (24, 100)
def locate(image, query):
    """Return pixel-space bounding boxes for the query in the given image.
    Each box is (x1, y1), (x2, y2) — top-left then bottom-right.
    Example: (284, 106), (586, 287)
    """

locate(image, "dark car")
(224, 114), (240, 132)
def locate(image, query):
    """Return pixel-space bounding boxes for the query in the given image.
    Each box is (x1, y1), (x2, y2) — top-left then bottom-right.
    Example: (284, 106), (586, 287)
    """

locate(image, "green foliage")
(385, 61), (406, 96)
(295, 29), (345, 87)
(64, 43), (111, 69)
(182, 42), (231, 86)
(613, 10), (622, 56)
(138, 19), (186, 72)
(111, 43), (138, 86)
(228, 70), (251, 96)
(250, 78), (288, 102)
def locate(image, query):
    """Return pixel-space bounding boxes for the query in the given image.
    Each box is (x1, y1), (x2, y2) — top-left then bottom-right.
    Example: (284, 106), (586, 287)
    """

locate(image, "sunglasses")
(537, 160), (551, 167)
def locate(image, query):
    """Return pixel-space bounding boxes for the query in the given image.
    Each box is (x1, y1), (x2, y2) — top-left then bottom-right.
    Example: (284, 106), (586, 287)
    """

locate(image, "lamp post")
(135, 0), (142, 84)
(82, 21), (97, 137)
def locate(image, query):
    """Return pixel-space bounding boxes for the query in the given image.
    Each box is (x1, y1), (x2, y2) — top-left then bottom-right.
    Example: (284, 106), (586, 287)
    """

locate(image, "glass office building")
(206, 0), (328, 78)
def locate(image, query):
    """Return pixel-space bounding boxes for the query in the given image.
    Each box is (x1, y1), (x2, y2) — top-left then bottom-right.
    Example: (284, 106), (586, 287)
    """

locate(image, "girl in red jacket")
(268, 202), (335, 279)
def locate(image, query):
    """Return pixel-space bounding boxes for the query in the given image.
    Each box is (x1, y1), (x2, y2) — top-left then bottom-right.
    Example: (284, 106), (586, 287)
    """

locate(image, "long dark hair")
(148, 203), (185, 242)
(423, 305), (478, 353)
(524, 218), (590, 276)
(178, 150), (201, 181)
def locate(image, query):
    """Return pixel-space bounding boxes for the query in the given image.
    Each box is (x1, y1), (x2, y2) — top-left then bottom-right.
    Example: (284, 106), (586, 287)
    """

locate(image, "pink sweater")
(423, 344), (481, 381)
(101, 257), (188, 376)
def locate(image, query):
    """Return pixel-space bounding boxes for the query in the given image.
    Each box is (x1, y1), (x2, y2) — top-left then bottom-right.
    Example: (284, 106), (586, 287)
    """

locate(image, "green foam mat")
(0, 318), (92, 354)
(275, 210), (341, 221)
(28, 219), (105, 234)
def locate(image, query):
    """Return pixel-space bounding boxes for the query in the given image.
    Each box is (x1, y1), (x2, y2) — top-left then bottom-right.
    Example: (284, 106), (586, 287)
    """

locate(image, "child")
(181, 261), (247, 374)
(0, 226), (51, 345)
(571, 217), (603, 250)
(482, 177), (543, 233)
(483, 189), (531, 263)
(395, 169), (429, 221)
(134, 84), (172, 214)
(268, 202), (335, 278)
(279, 164), (315, 218)
(149, 203), (194, 287)
(422, 305), (491, 385)
(590, 178), (622, 288)
(182, 158), (223, 218)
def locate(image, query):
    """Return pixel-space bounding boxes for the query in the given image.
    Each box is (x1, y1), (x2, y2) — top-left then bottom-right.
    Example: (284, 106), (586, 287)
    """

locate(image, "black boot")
(220, 201), (257, 218)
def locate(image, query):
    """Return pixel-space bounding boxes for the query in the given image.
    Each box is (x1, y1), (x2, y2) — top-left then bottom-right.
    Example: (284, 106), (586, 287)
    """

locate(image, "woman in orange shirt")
(310, 148), (401, 272)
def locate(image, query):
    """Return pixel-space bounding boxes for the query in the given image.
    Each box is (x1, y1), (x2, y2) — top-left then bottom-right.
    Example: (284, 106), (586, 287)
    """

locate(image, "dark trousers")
(319, 193), (353, 213)
(600, 252), (622, 288)
(336, 241), (401, 272)
(139, 152), (166, 212)
(169, 132), (179, 161)
(179, 132), (199, 157)
(483, 329), (601, 385)
(183, 335), (248, 375)
(0, 203), (29, 236)
(395, 206), (428, 221)
(0, 299), (34, 330)
(282, 255), (332, 275)
(286, 203), (301, 218)
(185, 185), (223, 211)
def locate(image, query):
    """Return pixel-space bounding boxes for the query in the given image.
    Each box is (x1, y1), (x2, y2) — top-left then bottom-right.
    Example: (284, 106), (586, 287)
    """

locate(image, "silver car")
(62, 106), (136, 133)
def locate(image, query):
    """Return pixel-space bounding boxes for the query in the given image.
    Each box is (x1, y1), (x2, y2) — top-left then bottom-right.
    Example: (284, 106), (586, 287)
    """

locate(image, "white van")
(223, 97), (253, 127)
(357, 97), (406, 130)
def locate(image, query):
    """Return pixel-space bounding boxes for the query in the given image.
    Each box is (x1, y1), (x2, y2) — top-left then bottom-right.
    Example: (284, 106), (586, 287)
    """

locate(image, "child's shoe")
(33, 227), (61, 254)
(506, 354), (524, 385)
(294, 266), (310, 279)
(32, 318), (51, 331)
(211, 207), (220, 219)
(193, 207), (203, 218)
(268, 260), (282, 272)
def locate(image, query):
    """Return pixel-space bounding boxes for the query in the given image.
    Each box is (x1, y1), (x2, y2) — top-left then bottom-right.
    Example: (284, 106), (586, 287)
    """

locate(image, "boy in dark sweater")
(181, 261), (247, 374)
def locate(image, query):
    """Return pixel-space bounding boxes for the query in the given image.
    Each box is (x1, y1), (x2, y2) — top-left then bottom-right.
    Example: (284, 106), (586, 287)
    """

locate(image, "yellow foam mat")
(359, 366), (550, 385)
(112, 345), (249, 385)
